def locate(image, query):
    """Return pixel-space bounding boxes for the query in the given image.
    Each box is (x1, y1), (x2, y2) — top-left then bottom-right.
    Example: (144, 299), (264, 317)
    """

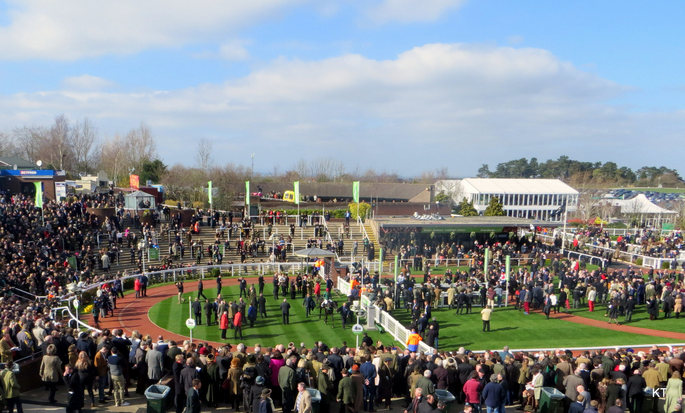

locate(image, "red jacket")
(134, 278), (141, 291)
(219, 313), (229, 330)
(233, 312), (242, 327)
(463, 378), (481, 404)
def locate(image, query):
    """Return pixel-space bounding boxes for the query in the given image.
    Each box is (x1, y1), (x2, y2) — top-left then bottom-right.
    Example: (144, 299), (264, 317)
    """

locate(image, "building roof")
(233, 181), (431, 202)
(460, 178), (579, 195)
(611, 194), (676, 215)
(0, 156), (35, 169)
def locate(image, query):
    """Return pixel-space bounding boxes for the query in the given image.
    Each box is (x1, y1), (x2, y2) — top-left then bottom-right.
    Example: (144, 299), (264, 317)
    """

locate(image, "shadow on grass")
(489, 326), (518, 332)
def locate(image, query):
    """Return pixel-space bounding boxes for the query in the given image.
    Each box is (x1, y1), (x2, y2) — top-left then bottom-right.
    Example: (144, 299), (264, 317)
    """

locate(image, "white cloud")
(0, 0), (302, 60)
(0, 43), (682, 175)
(366, 0), (466, 24)
(62, 75), (114, 91)
(218, 40), (251, 61)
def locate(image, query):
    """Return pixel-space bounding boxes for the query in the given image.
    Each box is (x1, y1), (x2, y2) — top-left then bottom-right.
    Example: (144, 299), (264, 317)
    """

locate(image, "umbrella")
(292, 247), (337, 258)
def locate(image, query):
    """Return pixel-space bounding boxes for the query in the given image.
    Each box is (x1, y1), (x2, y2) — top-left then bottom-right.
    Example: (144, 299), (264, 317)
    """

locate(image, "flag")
(352, 181), (360, 203)
(293, 181), (300, 205)
(394, 255), (399, 283)
(129, 174), (140, 189)
(33, 182), (43, 208)
(505, 255), (511, 282)
(67, 256), (77, 270)
(245, 181), (250, 206)
(208, 181), (213, 206)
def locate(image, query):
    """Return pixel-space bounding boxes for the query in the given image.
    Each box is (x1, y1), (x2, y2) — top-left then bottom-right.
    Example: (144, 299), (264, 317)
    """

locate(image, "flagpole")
(561, 196), (569, 253)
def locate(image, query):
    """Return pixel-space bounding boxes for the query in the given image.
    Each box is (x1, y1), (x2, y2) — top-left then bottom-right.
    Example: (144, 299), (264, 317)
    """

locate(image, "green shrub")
(636, 258), (643, 266)
(661, 261), (671, 269)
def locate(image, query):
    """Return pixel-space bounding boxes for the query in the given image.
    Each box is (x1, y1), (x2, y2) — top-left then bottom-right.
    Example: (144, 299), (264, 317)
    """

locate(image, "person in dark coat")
(64, 364), (85, 413)
(626, 370), (646, 413)
(258, 389), (274, 413)
(173, 354), (186, 413)
(281, 299), (291, 324)
(250, 376), (266, 413)
(186, 379), (202, 413)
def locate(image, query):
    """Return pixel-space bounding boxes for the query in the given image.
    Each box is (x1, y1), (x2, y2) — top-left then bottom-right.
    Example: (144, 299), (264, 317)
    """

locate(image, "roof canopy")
(460, 178), (579, 195)
(612, 194), (676, 215)
(124, 190), (156, 209)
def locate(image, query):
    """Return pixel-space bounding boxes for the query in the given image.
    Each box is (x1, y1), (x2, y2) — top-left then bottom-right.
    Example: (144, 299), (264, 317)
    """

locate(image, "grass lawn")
(391, 305), (682, 351)
(568, 303), (685, 333)
(148, 284), (401, 348)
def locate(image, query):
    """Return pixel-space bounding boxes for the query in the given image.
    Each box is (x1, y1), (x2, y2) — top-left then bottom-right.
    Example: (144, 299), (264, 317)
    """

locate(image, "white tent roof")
(460, 178), (578, 195)
(612, 194), (676, 215)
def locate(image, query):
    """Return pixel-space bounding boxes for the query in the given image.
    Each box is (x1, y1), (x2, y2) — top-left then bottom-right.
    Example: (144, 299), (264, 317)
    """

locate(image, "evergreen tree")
(484, 196), (505, 216)
(457, 198), (478, 216)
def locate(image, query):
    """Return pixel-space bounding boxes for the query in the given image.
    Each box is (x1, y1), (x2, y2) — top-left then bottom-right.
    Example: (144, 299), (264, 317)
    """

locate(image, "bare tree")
(49, 114), (74, 170)
(0, 132), (19, 157)
(71, 118), (97, 173)
(124, 123), (157, 167)
(195, 138), (213, 171)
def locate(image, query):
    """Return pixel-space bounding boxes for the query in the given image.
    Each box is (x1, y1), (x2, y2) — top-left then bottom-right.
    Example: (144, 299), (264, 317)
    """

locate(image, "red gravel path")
(547, 311), (685, 341)
(85, 279), (244, 348)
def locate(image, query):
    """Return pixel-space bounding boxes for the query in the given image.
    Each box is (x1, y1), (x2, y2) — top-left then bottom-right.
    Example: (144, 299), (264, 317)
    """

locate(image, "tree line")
(477, 156), (683, 187)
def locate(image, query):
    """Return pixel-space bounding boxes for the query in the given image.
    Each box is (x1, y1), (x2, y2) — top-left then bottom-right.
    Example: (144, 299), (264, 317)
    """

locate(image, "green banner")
(67, 256), (78, 270)
(34, 182), (43, 208)
(352, 181), (360, 203)
(245, 181), (250, 206)
(394, 255), (399, 282)
(505, 255), (511, 281)
(208, 181), (213, 206)
(149, 247), (160, 260)
(293, 181), (300, 205)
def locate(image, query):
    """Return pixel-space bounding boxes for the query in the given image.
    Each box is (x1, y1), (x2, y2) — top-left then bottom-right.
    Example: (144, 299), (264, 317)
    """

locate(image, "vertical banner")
(394, 255), (399, 282)
(505, 255), (511, 281)
(484, 247), (490, 276)
(293, 181), (300, 205)
(352, 181), (360, 203)
(33, 182), (43, 208)
(208, 181), (213, 206)
(245, 181), (250, 206)
(379, 247), (384, 273)
(129, 174), (140, 189)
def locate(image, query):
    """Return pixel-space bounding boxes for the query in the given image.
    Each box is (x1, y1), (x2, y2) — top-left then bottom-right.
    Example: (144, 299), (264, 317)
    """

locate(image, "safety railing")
(336, 276), (436, 354)
(532, 231), (674, 268)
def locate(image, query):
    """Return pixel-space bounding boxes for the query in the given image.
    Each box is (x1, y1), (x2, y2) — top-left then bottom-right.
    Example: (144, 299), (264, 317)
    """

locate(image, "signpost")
(73, 299), (80, 321)
(186, 318), (196, 343)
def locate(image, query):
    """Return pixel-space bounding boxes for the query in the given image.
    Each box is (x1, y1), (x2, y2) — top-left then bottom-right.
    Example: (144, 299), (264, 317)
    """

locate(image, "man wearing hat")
(250, 376), (266, 413)
(317, 365), (334, 413)
(258, 388), (274, 413)
(338, 368), (356, 413)
(378, 357), (394, 410)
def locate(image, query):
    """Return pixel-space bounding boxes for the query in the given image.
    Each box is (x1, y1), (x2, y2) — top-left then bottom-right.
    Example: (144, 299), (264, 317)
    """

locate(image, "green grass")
(148, 284), (400, 348)
(391, 305), (683, 351)
(568, 303), (685, 333)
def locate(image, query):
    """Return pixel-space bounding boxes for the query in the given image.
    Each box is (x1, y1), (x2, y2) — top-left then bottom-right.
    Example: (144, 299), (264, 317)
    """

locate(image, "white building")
(436, 178), (579, 221)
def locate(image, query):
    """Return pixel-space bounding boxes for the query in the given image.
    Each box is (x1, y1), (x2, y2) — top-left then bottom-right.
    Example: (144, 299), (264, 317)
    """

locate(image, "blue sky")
(0, 0), (683, 177)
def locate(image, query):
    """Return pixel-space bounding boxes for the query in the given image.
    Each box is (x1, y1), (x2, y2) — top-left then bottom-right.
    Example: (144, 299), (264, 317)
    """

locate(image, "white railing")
(71, 262), (312, 298)
(321, 218), (341, 262)
(337, 276), (436, 354)
(532, 231), (675, 268)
